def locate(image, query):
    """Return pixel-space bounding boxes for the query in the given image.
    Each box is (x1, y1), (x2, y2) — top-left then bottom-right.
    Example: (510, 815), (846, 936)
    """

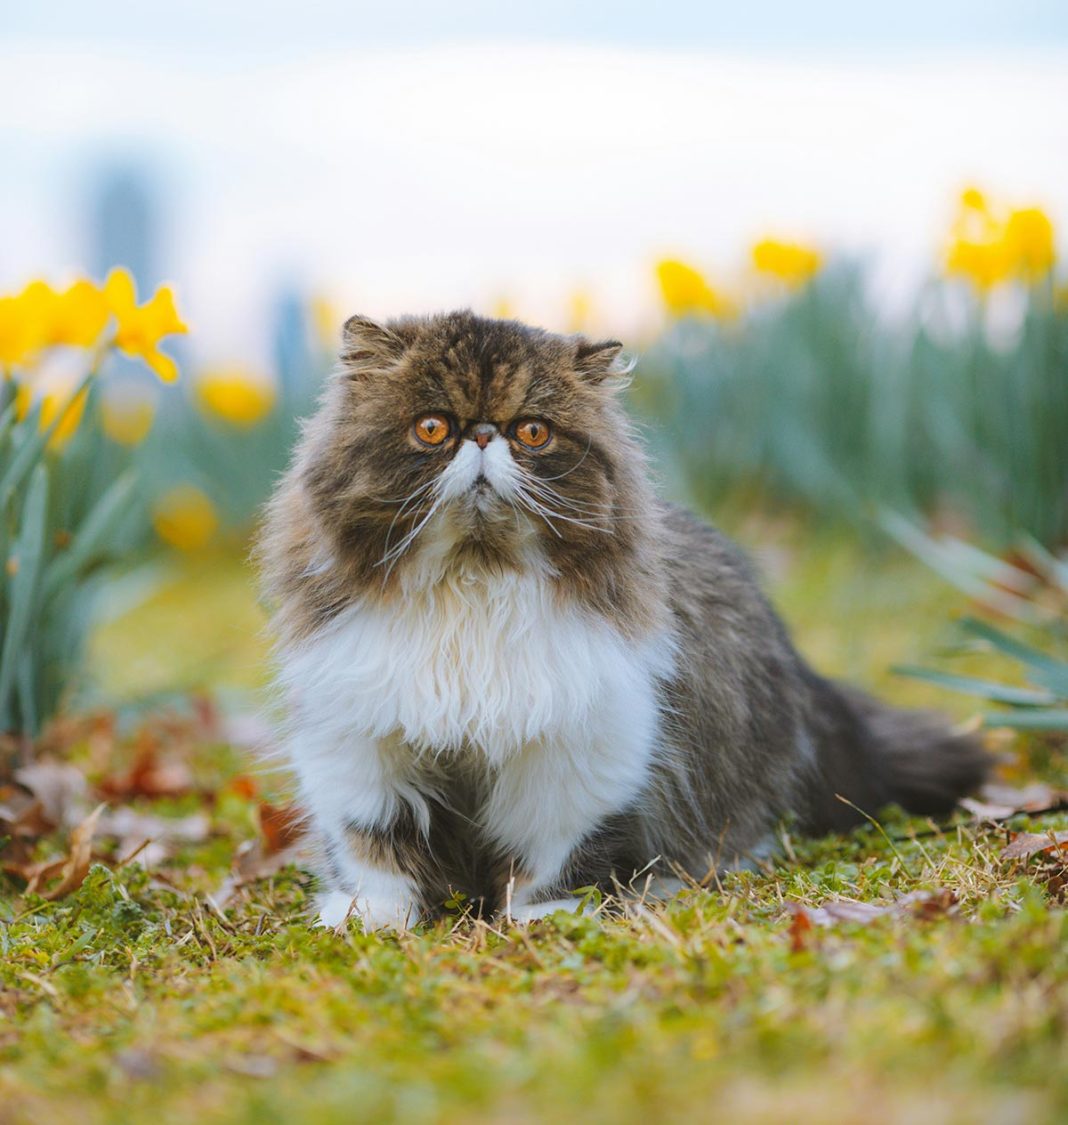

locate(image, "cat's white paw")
(507, 897), (586, 923)
(316, 890), (416, 931)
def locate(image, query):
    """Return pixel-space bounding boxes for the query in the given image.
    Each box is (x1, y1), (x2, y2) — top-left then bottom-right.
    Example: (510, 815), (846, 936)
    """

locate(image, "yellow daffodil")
(492, 296), (515, 320)
(567, 289), (594, 333)
(946, 237), (1012, 292)
(0, 278), (113, 372)
(945, 188), (1057, 291)
(1003, 207), (1056, 281)
(100, 387), (156, 446)
(751, 239), (823, 288)
(105, 267), (187, 382)
(194, 368), (277, 428)
(656, 259), (734, 319)
(0, 281), (53, 369)
(14, 378), (90, 451)
(0, 295), (35, 372)
(960, 186), (988, 212)
(310, 295), (340, 350)
(152, 485), (218, 551)
(51, 279), (110, 348)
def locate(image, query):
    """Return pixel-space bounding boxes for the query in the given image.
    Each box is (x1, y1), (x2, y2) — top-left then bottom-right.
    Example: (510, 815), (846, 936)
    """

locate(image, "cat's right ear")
(340, 315), (407, 369)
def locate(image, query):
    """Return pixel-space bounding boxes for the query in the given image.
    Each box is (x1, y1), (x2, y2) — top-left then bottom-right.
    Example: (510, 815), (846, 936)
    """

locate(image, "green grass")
(3, 529), (1066, 1124)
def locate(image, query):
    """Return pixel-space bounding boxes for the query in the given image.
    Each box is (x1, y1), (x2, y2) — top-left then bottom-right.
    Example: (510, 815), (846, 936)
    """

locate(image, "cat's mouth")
(470, 475), (500, 513)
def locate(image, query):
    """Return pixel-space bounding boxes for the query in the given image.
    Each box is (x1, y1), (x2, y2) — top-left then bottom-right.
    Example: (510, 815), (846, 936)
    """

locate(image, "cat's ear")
(572, 337), (630, 386)
(341, 314), (407, 368)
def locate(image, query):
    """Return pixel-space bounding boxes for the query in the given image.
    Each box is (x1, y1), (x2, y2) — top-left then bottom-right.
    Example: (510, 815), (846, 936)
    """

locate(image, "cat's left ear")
(573, 337), (629, 385)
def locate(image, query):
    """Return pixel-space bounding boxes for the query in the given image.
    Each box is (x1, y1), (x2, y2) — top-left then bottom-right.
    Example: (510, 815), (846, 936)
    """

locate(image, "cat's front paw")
(316, 889), (417, 932)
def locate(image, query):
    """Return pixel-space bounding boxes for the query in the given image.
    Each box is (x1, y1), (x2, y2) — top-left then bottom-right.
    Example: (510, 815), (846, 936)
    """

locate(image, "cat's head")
(296, 310), (653, 600)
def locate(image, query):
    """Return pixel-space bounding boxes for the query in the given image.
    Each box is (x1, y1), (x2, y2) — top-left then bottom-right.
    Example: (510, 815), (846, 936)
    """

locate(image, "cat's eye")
(512, 419), (552, 449)
(412, 414), (452, 447)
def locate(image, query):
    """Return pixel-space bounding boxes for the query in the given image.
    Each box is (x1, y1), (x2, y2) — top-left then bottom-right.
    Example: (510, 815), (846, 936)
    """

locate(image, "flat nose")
(469, 422), (497, 450)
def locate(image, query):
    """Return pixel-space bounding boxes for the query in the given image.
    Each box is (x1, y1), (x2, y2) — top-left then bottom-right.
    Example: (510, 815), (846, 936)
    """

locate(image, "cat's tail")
(797, 671), (992, 835)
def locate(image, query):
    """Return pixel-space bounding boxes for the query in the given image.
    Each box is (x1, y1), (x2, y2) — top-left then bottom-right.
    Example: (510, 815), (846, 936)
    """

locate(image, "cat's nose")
(469, 422), (498, 450)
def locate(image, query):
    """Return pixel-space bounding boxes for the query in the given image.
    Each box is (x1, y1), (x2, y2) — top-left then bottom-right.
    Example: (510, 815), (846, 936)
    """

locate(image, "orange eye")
(513, 419), (552, 449)
(413, 414), (451, 447)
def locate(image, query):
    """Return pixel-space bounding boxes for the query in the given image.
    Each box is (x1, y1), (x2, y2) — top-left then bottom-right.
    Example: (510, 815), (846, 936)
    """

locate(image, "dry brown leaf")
(1002, 830), (1068, 861)
(13, 760), (88, 828)
(963, 783), (1068, 822)
(37, 803), (105, 901)
(213, 805), (311, 907)
(227, 775), (259, 800)
(788, 890), (958, 931)
(98, 741), (194, 800)
(788, 905), (814, 952)
(259, 802), (305, 855)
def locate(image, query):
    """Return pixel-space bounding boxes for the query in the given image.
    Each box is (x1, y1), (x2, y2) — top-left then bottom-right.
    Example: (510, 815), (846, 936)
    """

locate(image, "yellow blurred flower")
(960, 186), (988, 213)
(945, 188), (1057, 291)
(105, 267), (187, 382)
(751, 239), (823, 288)
(1003, 207), (1056, 281)
(567, 289), (594, 333)
(946, 237), (1012, 292)
(492, 296), (515, 320)
(0, 295), (37, 371)
(0, 278), (112, 371)
(100, 391), (156, 446)
(14, 378), (90, 450)
(310, 295), (340, 350)
(656, 259), (734, 319)
(195, 368), (277, 428)
(51, 279), (110, 348)
(152, 485), (218, 551)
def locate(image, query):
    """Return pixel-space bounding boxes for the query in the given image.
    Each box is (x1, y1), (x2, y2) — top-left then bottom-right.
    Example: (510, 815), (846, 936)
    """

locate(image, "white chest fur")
(280, 565), (675, 765)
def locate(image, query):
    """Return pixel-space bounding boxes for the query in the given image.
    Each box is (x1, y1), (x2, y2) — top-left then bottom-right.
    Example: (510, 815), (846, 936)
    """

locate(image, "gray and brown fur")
(257, 310), (989, 918)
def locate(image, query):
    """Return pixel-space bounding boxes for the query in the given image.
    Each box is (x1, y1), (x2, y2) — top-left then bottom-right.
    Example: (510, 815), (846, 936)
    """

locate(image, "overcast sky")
(2, 3), (1066, 365)
(6, 1), (1067, 53)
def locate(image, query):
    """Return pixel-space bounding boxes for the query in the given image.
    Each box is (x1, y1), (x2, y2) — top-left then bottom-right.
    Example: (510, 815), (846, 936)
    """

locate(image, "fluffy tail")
(798, 671), (992, 835)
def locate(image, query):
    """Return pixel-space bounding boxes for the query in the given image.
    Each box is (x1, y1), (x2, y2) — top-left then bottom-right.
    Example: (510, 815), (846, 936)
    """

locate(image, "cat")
(256, 310), (989, 929)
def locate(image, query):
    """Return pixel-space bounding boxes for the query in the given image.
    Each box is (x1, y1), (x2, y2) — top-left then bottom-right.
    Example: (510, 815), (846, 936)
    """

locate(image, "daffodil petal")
(143, 348), (180, 383)
(104, 267), (137, 314)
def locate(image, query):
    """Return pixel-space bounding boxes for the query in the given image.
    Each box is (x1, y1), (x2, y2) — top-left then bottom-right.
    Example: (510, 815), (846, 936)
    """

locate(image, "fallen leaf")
(227, 775), (259, 800)
(788, 905), (814, 952)
(37, 803), (105, 901)
(787, 890), (958, 930)
(259, 802), (305, 855)
(13, 760), (88, 828)
(963, 783), (1068, 822)
(1002, 830), (1068, 861)
(213, 806), (311, 907)
(98, 740), (193, 800)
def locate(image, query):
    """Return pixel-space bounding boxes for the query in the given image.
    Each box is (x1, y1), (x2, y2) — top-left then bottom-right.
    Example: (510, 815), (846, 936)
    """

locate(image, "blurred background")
(1, 0), (1066, 735)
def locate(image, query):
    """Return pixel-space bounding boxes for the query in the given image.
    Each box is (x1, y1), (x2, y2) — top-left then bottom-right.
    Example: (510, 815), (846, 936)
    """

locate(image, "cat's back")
(657, 503), (788, 647)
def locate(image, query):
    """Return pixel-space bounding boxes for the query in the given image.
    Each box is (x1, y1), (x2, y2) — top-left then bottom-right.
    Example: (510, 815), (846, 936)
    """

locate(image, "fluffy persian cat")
(257, 311), (988, 928)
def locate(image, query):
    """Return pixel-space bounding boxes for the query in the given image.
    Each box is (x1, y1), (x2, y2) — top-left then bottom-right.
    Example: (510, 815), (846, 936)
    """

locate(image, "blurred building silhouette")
(272, 284), (317, 401)
(89, 165), (158, 289)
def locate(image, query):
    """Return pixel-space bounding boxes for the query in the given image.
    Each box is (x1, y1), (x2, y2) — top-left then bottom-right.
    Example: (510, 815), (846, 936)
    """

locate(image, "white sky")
(1, 15), (1066, 366)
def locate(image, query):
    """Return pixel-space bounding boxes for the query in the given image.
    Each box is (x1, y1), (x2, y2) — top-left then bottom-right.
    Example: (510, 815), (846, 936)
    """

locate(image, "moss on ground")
(3, 532), (1065, 1124)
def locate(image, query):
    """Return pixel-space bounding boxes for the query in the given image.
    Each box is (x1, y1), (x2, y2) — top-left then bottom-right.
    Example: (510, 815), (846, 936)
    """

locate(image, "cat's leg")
(289, 727), (429, 930)
(484, 684), (662, 921)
